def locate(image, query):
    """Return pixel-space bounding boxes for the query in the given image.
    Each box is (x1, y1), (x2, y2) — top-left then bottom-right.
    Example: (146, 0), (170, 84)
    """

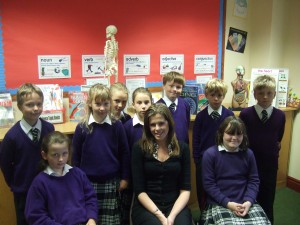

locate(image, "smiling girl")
(201, 116), (270, 225)
(72, 83), (130, 225)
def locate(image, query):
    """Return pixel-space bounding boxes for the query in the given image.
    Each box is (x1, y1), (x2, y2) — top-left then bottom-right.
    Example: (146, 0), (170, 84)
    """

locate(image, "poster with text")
(124, 54), (150, 75)
(86, 78), (109, 86)
(82, 55), (105, 77)
(160, 54), (184, 75)
(194, 55), (216, 74)
(125, 78), (146, 106)
(248, 68), (288, 107)
(38, 55), (71, 79)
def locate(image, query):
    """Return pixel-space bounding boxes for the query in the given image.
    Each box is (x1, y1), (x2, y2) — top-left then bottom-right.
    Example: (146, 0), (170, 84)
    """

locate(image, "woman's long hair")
(140, 103), (180, 156)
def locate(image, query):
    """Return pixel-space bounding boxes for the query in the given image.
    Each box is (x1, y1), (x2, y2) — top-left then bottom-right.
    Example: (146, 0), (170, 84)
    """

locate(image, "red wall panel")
(1, 0), (221, 89)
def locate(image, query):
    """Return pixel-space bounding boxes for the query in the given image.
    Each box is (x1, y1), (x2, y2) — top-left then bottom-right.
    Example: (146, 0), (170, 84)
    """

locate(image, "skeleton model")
(231, 65), (249, 109)
(104, 25), (118, 84)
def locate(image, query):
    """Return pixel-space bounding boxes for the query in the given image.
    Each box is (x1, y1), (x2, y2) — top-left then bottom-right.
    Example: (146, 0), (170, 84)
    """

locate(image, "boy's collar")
(254, 104), (273, 115)
(20, 118), (42, 133)
(162, 96), (178, 107)
(207, 105), (222, 115)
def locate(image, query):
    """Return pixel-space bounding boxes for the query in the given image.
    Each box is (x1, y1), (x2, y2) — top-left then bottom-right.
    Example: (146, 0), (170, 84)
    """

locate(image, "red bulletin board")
(0, 0), (222, 91)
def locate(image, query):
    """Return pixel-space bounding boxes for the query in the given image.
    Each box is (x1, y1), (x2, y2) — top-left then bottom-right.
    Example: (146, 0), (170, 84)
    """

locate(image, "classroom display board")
(0, 0), (223, 93)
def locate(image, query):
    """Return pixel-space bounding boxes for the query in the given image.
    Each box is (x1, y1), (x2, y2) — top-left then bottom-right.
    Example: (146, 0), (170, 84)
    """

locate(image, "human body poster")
(226, 27), (247, 53)
(38, 55), (71, 79)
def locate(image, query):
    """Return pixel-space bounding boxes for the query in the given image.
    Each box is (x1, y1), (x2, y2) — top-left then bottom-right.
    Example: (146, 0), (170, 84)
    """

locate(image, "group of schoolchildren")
(0, 71), (284, 225)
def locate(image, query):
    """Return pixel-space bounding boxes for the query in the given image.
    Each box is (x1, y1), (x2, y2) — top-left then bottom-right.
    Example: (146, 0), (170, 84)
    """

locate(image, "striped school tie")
(211, 111), (220, 120)
(169, 102), (176, 112)
(261, 110), (268, 123)
(30, 128), (39, 143)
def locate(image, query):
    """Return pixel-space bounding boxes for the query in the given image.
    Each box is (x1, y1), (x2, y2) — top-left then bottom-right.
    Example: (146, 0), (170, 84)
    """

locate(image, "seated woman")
(201, 116), (270, 225)
(131, 103), (193, 225)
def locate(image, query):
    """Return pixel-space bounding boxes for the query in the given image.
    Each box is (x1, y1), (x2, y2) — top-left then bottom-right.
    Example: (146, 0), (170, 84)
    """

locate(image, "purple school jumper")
(202, 146), (259, 207)
(0, 119), (54, 193)
(192, 106), (234, 162)
(123, 118), (143, 151)
(25, 167), (98, 225)
(239, 106), (285, 170)
(72, 120), (130, 182)
(157, 97), (190, 144)
(120, 112), (131, 124)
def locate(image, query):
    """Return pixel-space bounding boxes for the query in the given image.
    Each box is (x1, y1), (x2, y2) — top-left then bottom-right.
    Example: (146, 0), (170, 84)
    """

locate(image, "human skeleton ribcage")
(104, 40), (118, 77)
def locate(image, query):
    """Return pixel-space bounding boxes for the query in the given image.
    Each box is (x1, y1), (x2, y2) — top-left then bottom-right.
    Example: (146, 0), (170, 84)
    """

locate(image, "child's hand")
(227, 201), (245, 216)
(86, 218), (96, 225)
(118, 179), (128, 192)
(238, 201), (251, 217)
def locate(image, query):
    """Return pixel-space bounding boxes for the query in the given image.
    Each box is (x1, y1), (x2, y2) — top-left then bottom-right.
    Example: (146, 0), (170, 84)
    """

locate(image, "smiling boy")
(156, 71), (190, 144)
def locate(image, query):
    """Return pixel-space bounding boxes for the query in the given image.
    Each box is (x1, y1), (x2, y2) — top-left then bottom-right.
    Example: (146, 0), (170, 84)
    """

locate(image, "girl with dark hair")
(201, 116), (270, 225)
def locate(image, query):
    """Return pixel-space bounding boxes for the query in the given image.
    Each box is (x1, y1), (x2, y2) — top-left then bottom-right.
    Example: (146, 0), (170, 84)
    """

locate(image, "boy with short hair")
(239, 75), (285, 224)
(192, 78), (234, 210)
(156, 71), (190, 144)
(0, 83), (54, 225)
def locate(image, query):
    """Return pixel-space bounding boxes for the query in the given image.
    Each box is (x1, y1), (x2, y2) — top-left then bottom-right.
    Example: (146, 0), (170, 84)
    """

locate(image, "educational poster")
(194, 55), (216, 74)
(86, 77), (109, 86)
(248, 68), (289, 108)
(124, 54), (150, 75)
(68, 91), (88, 122)
(82, 55), (105, 77)
(233, 0), (248, 18)
(226, 27), (247, 53)
(36, 84), (63, 110)
(160, 54), (184, 75)
(277, 69), (289, 107)
(0, 93), (14, 128)
(38, 55), (71, 79)
(196, 75), (212, 84)
(125, 78), (146, 106)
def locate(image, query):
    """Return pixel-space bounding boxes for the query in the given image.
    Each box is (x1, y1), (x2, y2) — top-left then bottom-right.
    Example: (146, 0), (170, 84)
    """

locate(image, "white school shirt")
(20, 118), (42, 141)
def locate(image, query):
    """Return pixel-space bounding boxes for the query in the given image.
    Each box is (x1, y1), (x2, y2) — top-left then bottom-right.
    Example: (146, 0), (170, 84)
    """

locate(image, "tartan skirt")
(200, 204), (271, 225)
(92, 178), (121, 225)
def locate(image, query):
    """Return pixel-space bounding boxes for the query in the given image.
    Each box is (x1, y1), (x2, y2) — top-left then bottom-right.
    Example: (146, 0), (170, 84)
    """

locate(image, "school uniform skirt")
(92, 178), (121, 225)
(200, 204), (271, 225)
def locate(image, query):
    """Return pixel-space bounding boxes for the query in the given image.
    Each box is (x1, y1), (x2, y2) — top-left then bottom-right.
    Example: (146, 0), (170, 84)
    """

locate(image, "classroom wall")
(0, 0), (221, 92)
(224, 0), (300, 180)
(281, 0), (300, 181)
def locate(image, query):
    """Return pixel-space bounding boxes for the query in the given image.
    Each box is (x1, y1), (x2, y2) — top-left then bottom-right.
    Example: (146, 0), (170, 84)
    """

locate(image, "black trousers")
(256, 168), (277, 225)
(13, 192), (29, 225)
(195, 158), (206, 210)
